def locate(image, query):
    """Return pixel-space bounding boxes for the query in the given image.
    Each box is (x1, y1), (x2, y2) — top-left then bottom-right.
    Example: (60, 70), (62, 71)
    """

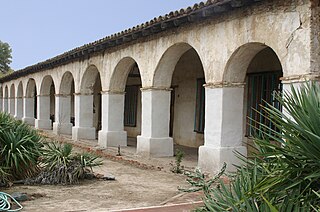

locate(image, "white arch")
(40, 75), (55, 96)
(26, 79), (37, 98)
(152, 42), (204, 88)
(16, 82), (23, 98)
(109, 57), (138, 92)
(59, 71), (75, 95)
(223, 42), (283, 83)
(80, 65), (101, 94)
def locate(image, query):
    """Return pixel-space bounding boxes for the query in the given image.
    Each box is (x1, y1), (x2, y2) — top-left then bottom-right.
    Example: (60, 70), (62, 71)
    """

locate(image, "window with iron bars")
(124, 85), (139, 127)
(246, 71), (282, 137)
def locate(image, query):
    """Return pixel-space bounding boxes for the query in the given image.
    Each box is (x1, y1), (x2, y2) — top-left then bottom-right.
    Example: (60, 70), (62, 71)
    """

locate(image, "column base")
(72, 127), (96, 140)
(53, 122), (73, 135)
(22, 117), (35, 126)
(35, 119), (52, 130)
(137, 136), (173, 157)
(198, 145), (247, 174)
(98, 130), (127, 148)
(14, 115), (22, 120)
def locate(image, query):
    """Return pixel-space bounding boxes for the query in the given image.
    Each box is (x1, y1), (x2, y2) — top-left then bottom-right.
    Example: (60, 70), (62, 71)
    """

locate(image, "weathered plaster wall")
(310, 1), (320, 74)
(0, 0), (314, 153)
(2, 0), (312, 94)
(247, 48), (282, 73)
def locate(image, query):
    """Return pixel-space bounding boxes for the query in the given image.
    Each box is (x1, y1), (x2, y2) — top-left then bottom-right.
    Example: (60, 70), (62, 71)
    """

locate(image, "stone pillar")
(137, 88), (173, 157)
(9, 97), (15, 115)
(53, 94), (73, 135)
(14, 97), (23, 120)
(72, 94), (96, 140)
(198, 84), (247, 173)
(22, 97), (35, 125)
(0, 97), (2, 111)
(3, 97), (8, 112)
(98, 92), (127, 148)
(35, 95), (52, 130)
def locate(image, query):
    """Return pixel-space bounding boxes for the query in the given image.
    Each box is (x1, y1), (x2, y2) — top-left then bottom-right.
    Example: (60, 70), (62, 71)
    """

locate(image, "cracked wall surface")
(310, 0), (320, 74)
(0, 0), (314, 93)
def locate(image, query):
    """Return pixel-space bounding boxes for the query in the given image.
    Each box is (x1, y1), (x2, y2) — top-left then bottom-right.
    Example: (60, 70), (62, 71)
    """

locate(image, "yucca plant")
(39, 142), (102, 184)
(248, 81), (320, 208)
(0, 113), (43, 180)
(42, 142), (73, 171)
(0, 166), (10, 185)
(182, 81), (320, 211)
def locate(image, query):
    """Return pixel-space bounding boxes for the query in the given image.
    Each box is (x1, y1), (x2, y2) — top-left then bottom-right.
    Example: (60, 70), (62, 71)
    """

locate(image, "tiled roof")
(0, 0), (264, 83)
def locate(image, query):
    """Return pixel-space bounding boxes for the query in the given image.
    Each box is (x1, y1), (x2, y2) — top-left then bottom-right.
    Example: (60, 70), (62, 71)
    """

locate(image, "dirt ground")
(2, 131), (202, 212)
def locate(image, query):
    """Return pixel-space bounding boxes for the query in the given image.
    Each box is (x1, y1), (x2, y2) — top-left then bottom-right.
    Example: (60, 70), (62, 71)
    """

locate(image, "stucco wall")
(1, 0), (312, 94)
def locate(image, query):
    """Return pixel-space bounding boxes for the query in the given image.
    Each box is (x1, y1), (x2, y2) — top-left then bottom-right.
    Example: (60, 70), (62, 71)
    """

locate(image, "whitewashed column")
(14, 96), (23, 119)
(137, 88), (173, 157)
(22, 96), (35, 125)
(9, 97), (15, 115)
(0, 97), (2, 111)
(72, 93), (96, 140)
(3, 97), (8, 112)
(35, 95), (52, 129)
(198, 84), (247, 173)
(53, 94), (73, 135)
(98, 92), (127, 147)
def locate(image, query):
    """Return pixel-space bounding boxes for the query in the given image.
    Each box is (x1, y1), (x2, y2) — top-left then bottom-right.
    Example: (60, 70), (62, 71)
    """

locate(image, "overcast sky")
(0, 0), (201, 70)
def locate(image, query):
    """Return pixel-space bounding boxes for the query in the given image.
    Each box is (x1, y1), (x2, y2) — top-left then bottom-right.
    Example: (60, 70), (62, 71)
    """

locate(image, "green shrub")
(0, 112), (43, 181)
(171, 149), (185, 174)
(182, 81), (320, 211)
(37, 142), (102, 184)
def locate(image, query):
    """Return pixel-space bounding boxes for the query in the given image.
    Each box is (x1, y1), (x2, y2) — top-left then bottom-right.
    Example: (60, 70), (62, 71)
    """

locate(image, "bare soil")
(3, 153), (197, 212)
(4, 159), (192, 211)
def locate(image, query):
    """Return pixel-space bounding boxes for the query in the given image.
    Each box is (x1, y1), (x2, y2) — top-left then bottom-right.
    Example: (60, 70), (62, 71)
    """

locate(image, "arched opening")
(9, 84), (15, 115)
(16, 82), (23, 119)
(4, 86), (9, 112)
(224, 43), (283, 154)
(77, 65), (102, 139)
(37, 75), (56, 129)
(98, 57), (140, 148)
(123, 61), (142, 148)
(170, 48), (205, 149)
(93, 74), (102, 136)
(54, 72), (75, 135)
(151, 43), (205, 160)
(24, 79), (37, 125)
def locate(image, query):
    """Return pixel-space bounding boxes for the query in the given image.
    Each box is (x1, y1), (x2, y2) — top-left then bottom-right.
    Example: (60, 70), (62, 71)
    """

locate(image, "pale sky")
(0, 0), (201, 70)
